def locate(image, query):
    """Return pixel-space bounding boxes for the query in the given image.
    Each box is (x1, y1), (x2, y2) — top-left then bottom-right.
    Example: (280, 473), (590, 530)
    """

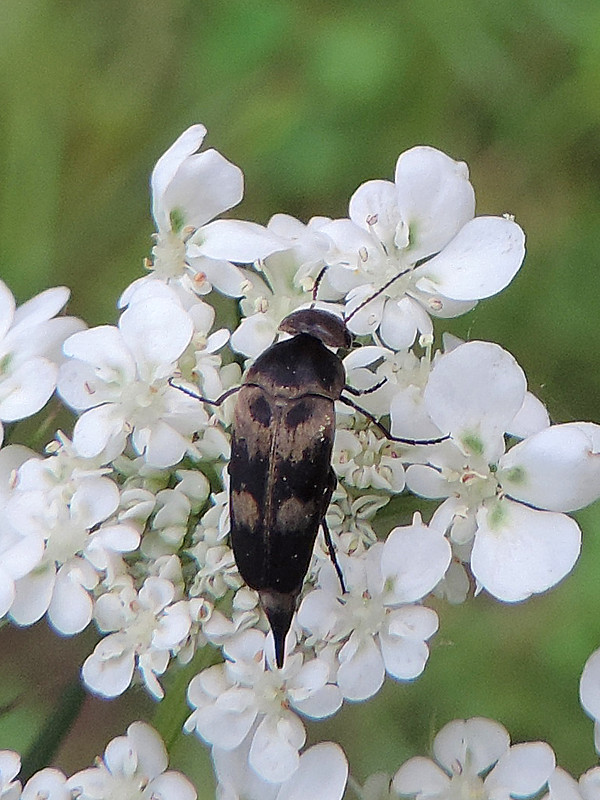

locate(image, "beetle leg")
(338, 394), (450, 446)
(319, 469), (346, 594)
(168, 379), (242, 407)
(321, 517), (347, 595)
(343, 378), (387, 396)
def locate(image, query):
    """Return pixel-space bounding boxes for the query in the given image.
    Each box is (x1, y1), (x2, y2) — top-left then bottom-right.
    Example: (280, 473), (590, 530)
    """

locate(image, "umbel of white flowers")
(0, 124), (600, 799)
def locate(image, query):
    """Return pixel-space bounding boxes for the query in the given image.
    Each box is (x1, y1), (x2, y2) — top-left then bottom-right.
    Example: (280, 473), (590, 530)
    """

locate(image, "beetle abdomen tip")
(259, 589), (298, 669)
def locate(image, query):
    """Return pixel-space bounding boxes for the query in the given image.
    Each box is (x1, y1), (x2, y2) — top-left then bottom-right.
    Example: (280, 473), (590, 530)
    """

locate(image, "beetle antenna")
(312, 266), (328, 301)
(344, 266), (415, 324)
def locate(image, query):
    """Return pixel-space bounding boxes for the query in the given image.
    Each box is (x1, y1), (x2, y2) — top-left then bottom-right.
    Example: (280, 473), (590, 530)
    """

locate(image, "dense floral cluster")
(1, 124), (600, 798)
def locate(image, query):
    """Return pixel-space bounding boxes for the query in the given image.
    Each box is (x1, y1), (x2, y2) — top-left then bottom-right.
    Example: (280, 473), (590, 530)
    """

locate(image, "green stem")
(152, 646), (221, 752)
(20, 679), (86, 782)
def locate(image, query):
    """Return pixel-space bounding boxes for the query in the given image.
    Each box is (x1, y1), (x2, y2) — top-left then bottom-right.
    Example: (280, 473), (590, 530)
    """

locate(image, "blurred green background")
(2, 0), (600, 795)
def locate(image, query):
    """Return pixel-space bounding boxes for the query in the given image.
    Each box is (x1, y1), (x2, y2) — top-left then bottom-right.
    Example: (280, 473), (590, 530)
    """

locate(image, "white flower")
(229, 252), (321, 358)
(543, 767), (585, 800)
(213, 737), (347, 800)
(0, 281), (84, 444)
(6, 466), (139, 632)
(21, 768), (67, 800)
(0, 445), (41, 619)
(579, 767), (600, 800)
(393, 717), (555, 799)
(58, 294), (208, 467)
(0, 750), (21, 800)
(82, 576), (191, 699)
(405, 340), (597, 602)
(298, 515), (450, 701)
(185, 629), (342, 784)
(580, 648), (600, 726)
(333, 427), (406, 492)
(66, 722), (196, 800)
(319, 146), (525, 349)
(141, 123), (250, 298)
(322, 484), (385, 557)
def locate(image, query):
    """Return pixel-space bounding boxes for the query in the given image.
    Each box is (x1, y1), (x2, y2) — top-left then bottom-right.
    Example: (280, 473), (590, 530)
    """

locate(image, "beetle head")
(279, 308), (352, 349)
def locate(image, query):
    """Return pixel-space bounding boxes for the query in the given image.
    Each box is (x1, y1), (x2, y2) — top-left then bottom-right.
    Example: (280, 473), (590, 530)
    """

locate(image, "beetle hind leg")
(321, 517), (347, 595)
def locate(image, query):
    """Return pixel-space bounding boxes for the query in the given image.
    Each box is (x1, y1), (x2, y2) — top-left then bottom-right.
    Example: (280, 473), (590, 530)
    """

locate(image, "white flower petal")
(148, 772), (197, 800)
(344, 284), (386, 337)
(62, 325), (136, 381)
(415, 216), (525, 301)
(471, 500), (581, 602)
(393, 757), (450, 796)
(379, 297), (422, 350)
(508, 391), (550, 438)
(249, 715), (304, 784)
(151, 125), (207, 229)
(132, 419), (188, 468)
(349, 179), (399, 232)
(276, 743), (348, 800)
(380, 628), (430, 680)
(1, 530), (45, 580)
(82, 646), (135, 698)
(424, 341), (526, 461)
(195, 220), (285, 262)
(164, 148), (243, 230)
(395, 146), (475, 261)
(546, 767), (584, 800)
(71, 478), (119, 529)
(119, 299), (193, 369)
(0, 281), (16, 340)
(433, 717), (510, 776)
(292, 684), (342, 719)
(485, 742), (555, 796)
(580, 648), (600, 722)
(337, 635), (385, 701)
(48, 568), (93, 635)
(72, 404), (126, 459)
(193, 696), (257, 751)
(127, 721), (168, 779)
(230, 314), (278, 358)
(0, 358), (57, 421)
(498, 423), (600, 512)
(10, 564), (55, 625)
(405, 464), (452, 499)
(382, 521), (451, 602)
(580, 766), (600, 799)
(21, 768), (68, 800)
(11, 285), (70, 330)
(189, 256), (247, 297)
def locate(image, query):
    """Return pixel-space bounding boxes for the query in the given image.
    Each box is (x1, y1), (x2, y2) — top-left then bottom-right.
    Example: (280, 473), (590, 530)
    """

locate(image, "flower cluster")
(2, 722), (196, 800)
(1, 124), (600, 798)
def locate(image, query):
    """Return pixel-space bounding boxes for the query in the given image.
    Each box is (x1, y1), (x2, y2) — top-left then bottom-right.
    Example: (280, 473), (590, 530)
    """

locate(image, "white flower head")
(393, 717), (555, 799)
(144, 124), (247, 298)
(82, 576), (191, 699)
(213, 736), (347, 800)
(405, 340), (597, 602)
(298, 515), (450, 701)
(185, 629), (342, 784)
(0, 281), (84, 444)
(319, 146), (525, 350)
(58, 292), (209, 467)
(6, 467), (139, 633)
(66, 722), (196, 800)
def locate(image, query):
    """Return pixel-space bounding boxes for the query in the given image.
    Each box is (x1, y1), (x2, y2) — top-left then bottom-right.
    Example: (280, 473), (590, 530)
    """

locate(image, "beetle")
(174, 282), (447, 667)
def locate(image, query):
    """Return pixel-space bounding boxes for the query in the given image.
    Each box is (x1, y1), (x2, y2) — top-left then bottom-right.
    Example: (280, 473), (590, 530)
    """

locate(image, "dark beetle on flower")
(174, 279), (447, 668)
